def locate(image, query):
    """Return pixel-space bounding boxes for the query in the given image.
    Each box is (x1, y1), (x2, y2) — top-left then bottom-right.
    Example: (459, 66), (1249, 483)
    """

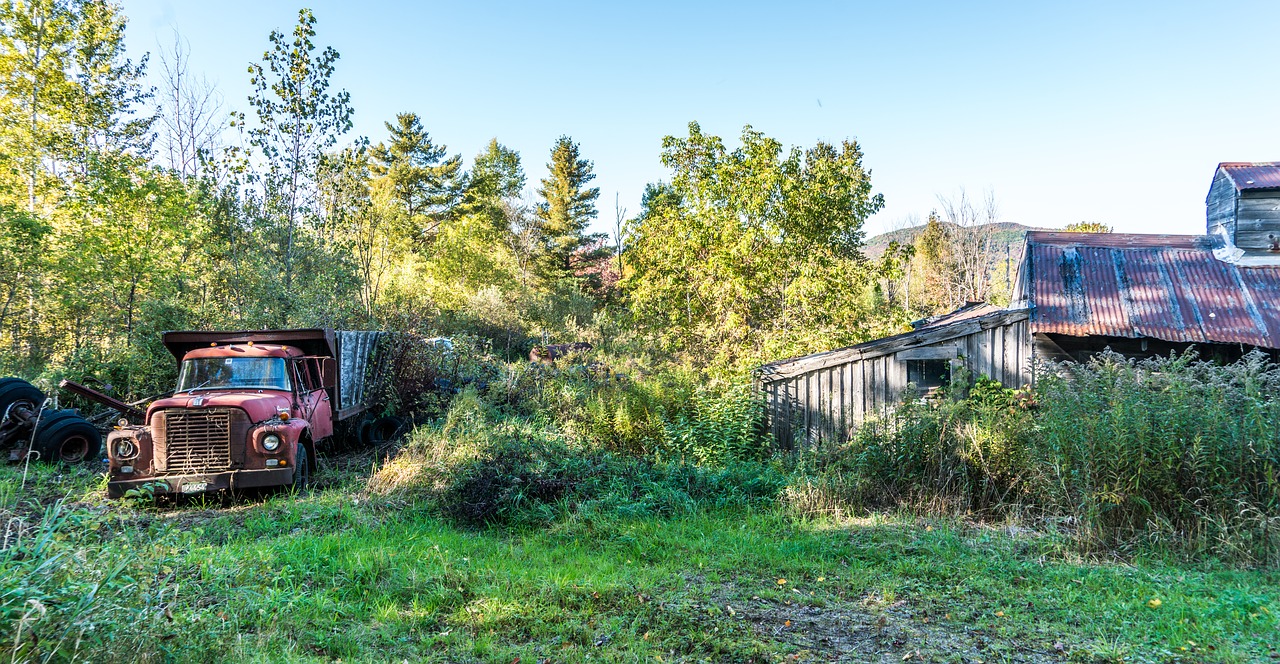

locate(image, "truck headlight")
(262, 433), (282, 452)
(113, 438), (138, 460)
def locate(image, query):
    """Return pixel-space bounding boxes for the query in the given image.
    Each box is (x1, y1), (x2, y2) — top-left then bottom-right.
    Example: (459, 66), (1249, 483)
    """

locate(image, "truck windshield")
(177, 357), (292, 392)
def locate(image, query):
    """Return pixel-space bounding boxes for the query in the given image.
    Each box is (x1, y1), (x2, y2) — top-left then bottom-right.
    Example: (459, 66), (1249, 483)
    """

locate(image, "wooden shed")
(760, 227), (1280, 450)
(756, 304), (1032, 450)
(1205, 162), (1280, 263)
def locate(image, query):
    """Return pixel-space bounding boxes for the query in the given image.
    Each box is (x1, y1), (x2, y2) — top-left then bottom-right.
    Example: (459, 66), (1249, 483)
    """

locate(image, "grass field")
(2, 458), (1277, 664)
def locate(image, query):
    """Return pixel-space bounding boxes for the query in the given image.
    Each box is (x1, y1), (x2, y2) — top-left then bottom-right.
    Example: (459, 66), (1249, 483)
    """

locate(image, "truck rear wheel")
(35, 410), (102, 464)
(368, 416), (404, 445)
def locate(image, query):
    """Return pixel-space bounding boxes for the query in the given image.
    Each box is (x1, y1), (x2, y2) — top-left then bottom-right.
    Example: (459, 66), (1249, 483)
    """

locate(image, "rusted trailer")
(0, 379), (103, 464)
(104, 328), (392, 498)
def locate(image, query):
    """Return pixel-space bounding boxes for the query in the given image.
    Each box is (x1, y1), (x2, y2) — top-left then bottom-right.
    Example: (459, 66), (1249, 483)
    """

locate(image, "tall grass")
(1034, 350), (1280, 560)
(790, 351), (1280, 564)
(0, 501), (174, 662)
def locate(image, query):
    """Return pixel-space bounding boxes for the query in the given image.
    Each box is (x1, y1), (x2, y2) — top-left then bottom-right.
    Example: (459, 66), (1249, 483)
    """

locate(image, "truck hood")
(148, 391), (291, 424)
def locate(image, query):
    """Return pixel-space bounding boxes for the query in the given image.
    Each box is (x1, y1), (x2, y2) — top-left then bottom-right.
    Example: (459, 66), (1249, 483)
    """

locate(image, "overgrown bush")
(368, 389), (785, 528)
(1034, 350), (1280, 561)
(798, 373), (1036, 514)
(789, 350), (1280, 564)
(490, 357), (771, 464)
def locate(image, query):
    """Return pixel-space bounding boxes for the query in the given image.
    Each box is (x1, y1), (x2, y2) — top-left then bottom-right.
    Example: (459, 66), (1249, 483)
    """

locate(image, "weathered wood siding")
(1234, 191), (1280, 252)
(1206, 168), (1280, 252)
(1205, 169), (1238, 238)
(762, 315), (1033, 450)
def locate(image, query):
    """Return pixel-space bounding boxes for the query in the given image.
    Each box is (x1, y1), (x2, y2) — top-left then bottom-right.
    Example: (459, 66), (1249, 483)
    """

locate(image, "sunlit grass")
(1, 464), (1276, 662)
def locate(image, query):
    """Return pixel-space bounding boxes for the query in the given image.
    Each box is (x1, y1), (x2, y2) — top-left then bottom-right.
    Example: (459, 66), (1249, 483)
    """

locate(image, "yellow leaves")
(1147, 598), (1162, 609)
(816, 576), (825, 582)
(994, 610), (1005, 617)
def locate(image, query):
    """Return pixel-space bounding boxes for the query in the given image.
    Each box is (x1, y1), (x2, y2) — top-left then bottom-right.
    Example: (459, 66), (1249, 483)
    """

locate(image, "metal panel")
(336, 331), (385, 417)
(156, 408), (247, 474)
(1026, 231), (1280, 348)
(1218, 162), (1280, 190)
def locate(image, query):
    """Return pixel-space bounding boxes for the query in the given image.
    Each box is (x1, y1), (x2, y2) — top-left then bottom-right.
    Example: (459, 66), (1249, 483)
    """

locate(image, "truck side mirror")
(318, 358), (336, 389)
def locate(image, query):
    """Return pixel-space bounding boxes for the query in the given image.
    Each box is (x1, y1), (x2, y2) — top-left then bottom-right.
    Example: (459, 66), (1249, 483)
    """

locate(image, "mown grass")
(2, 463), (1277, 663)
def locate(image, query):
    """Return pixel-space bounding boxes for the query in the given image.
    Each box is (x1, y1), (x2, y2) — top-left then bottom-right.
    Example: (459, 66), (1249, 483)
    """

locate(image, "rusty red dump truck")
(101, 329), (389, 498)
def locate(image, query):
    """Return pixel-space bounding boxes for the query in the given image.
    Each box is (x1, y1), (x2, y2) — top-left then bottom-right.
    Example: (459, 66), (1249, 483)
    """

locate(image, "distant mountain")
(862, 221), (1045, 258)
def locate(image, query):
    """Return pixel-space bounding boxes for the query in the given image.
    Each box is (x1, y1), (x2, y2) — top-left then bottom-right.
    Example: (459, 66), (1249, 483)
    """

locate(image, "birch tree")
(244, 8), (352, 319)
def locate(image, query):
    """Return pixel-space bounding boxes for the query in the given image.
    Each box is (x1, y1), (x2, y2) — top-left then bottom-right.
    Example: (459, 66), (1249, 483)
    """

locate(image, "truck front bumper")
(107, 468), (294, 498)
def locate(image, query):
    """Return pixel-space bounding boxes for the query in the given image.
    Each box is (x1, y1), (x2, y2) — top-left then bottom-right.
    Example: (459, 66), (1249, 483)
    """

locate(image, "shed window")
(906, 359), (951, 392)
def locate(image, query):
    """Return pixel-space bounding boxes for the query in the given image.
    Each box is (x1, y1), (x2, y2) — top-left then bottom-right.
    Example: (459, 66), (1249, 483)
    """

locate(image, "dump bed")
(333, 330), (385, 420)
(161, 328), (386, 421)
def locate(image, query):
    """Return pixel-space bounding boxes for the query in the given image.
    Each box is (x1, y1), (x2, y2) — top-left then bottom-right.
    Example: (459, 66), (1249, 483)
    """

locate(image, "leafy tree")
(64, 0), (152, 160)
(1065, 221), (1112, 233)
(243, 8), (353, 317)
(0, 0), (147, 210)
(370, 112), (462, 244)
(624, 122), (891, 365)
(0, 0), (76, 211)
(468, 138), (524, 201)
(535, 135), (603, 280)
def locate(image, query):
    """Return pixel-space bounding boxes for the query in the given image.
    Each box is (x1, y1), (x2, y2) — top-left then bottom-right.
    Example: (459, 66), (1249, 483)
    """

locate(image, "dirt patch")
(706, 586), (1066, 663)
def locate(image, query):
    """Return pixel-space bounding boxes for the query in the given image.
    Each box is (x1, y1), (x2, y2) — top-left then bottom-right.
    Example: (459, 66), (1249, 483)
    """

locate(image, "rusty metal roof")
(1218, 162), (1280, 190)
(1025, 231), (1280, 348)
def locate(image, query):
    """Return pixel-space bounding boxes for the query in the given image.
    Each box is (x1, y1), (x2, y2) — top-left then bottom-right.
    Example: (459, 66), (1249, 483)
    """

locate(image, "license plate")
(180, 482), (208, 494)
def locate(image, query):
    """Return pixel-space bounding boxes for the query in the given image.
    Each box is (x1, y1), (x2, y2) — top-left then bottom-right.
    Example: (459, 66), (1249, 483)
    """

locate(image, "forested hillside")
(1, 4), (1028, 396)
(3, 5), (1277, 663)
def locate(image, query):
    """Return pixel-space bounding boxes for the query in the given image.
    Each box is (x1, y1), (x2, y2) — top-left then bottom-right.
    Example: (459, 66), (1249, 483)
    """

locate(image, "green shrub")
(1034, 350), (1280, 561)
(370, 388), (785, 528)
(788, 350), (1280, 564)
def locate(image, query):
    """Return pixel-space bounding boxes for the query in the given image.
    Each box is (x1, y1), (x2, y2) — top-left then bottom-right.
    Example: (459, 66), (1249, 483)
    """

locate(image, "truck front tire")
(293, 443), (310, 490)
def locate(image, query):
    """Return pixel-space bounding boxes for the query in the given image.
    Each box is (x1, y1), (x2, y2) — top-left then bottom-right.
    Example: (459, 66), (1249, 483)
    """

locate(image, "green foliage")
(370, 112), (463, 244)
(623, 122), (898, 368)
(371, 388), (784, 529)
(243, 7), (354, 318)
(1034, 350), (1280, 560)
(0, 501), (173, 662)
(535, 135), (605, 282)
(462, 137), (524, 229)
(792, 351), (1280, 564)
(1064, 221), (1113, 233)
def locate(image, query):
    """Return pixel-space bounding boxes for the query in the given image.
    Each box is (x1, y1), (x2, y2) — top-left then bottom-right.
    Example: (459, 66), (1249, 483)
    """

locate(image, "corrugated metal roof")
(1218, 162), (1280, 190)
(1026, 231), (1280, 348)
(757, 308), (1031, 381)
(910, 302), (1003, 330)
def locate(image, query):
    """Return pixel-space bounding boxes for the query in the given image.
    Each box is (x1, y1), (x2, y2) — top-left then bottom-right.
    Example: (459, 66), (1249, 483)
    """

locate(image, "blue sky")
(119, 1), (1280, 237)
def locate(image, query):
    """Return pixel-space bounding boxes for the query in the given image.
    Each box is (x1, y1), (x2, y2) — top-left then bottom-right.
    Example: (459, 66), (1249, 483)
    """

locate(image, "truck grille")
(153, 408), (248, 473)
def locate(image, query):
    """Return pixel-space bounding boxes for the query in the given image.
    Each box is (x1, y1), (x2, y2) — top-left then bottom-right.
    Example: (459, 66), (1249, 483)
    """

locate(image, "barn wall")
(1206, 170), (1238, 238)
(1235, 191), (1280, 252)
(764, 317), (1033, 450)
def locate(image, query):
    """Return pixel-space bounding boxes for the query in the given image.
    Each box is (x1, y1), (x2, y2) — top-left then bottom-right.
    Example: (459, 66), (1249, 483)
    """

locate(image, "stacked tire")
(0, 378), (101, 465)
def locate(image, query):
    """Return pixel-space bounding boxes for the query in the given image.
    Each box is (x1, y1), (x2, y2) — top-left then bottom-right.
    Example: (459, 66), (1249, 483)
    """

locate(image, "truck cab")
(104, 329), (368, 498)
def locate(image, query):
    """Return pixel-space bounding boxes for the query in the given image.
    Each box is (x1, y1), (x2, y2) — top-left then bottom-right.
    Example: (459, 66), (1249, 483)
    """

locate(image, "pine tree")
(370, 112), (462, 244)
(535, 135), (601, 279)
(461, 138), (523, 229)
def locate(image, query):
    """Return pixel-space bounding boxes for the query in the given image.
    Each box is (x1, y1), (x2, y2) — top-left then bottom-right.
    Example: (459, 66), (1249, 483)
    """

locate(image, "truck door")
(295, 358), (334, 441)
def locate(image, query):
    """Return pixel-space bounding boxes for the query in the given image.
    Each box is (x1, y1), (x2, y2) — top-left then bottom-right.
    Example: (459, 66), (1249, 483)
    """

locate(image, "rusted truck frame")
(104, 328), (388, 498)
(0, 379), (103, 465)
